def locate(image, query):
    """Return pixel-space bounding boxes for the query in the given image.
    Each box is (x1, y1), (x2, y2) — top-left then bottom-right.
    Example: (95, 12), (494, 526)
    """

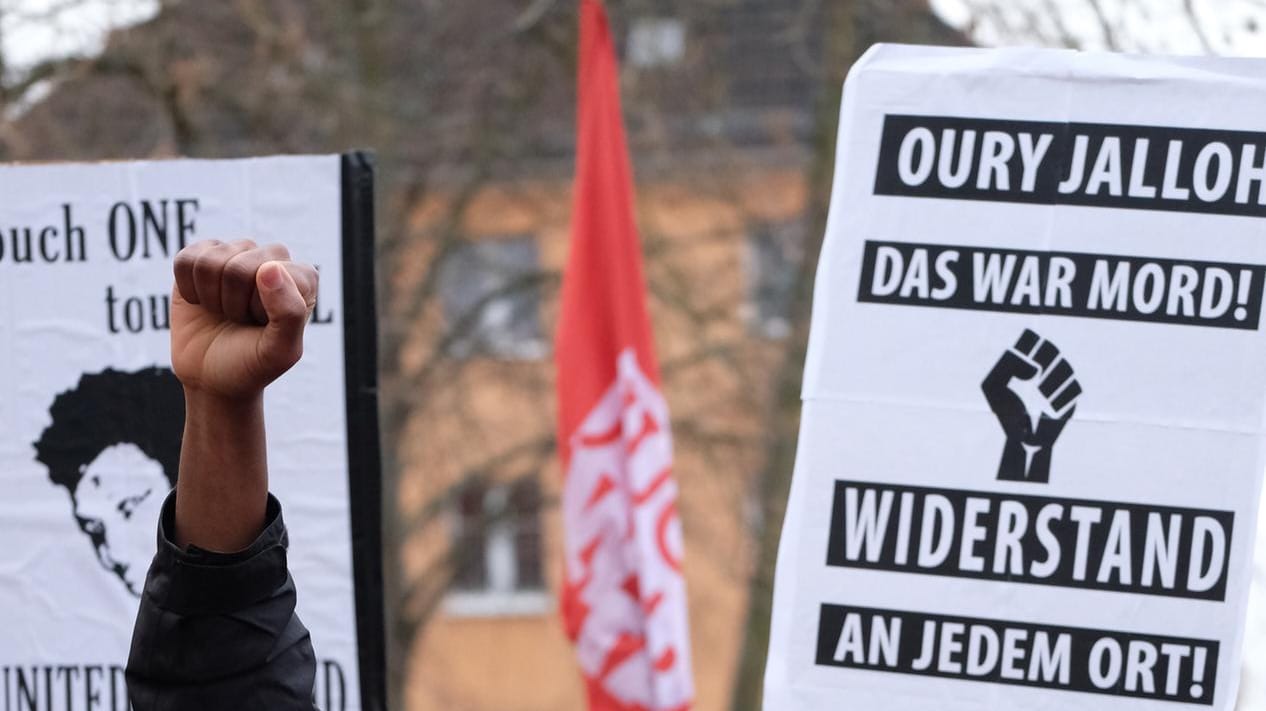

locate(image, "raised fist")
(171, 240), (318, 399)
(981, 329), (1081, 483)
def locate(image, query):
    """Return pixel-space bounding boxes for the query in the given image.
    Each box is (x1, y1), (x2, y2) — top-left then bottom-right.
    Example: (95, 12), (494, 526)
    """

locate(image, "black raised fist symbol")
(982, 329), (1082, 483)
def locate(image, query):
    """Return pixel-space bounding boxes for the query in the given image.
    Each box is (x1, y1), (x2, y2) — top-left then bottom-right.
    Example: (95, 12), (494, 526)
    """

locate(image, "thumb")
(256, 261), (310, 375)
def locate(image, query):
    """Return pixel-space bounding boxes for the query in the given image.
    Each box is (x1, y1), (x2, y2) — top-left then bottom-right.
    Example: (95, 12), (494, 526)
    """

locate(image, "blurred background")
(2, 1), (1264, 709)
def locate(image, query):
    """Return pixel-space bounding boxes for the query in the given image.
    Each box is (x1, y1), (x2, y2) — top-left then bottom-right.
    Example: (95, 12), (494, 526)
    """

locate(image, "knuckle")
(222, 257), (257, 289)
(173, 257), (195, 284)
(305, 266), (320, 301)
(173, 248), (196, 270)
(192, 252), (220, 282)
(264, 243), (291, 260)
(174, 242), (209, 275)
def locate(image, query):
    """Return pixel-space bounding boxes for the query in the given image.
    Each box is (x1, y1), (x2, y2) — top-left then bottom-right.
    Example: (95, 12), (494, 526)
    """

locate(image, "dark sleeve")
(126, 493), (317, 711)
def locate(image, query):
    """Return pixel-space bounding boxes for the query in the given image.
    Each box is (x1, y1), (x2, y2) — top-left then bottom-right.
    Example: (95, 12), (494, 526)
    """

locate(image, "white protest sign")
(0, 155), (384, 711)
(764, 45), (1266, 710)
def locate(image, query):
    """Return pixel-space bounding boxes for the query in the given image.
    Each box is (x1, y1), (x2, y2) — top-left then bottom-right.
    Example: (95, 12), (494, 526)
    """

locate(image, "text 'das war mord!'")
(857, 241), (1265, 330)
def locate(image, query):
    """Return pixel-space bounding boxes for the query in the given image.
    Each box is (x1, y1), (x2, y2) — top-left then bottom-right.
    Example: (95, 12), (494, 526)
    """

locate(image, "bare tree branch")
(1083, 0), (1122, 51)
(1183, 0), (1217, 54)
(512, 0), (558, 34)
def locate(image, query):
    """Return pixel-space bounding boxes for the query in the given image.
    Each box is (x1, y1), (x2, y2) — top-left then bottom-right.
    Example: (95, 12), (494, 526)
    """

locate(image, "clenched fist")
(171, 240), (318, 399)
(981, 329), (1082, 483)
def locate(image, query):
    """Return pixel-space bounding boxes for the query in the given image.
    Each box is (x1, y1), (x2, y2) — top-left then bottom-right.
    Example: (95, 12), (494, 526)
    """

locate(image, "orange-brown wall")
(397, 166), (809, 711)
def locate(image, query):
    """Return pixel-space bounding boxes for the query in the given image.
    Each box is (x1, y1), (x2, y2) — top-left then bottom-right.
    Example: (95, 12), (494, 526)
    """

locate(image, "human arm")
(126, 240), (320, 710)
(170, 240), (316, 551)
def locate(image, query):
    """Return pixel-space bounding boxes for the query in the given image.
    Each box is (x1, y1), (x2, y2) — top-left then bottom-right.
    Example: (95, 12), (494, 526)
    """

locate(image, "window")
(446, 477), (547, 617)
(627, 17), (686, 68)
(438, 237), (546, 360)
(745, 221), (806, 339)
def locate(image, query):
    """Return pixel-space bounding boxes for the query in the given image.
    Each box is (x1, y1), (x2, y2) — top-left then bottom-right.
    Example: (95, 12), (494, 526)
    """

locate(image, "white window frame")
(443, 483), (551, 618)
(627, 17), (687, 68)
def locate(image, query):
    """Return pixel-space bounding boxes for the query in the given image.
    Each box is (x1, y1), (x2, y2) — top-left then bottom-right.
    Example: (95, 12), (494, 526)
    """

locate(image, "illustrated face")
(71, 443), (170, 596)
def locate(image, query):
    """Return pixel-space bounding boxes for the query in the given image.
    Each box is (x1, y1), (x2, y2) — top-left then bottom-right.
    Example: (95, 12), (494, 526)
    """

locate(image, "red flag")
(555, 2), (694, 710)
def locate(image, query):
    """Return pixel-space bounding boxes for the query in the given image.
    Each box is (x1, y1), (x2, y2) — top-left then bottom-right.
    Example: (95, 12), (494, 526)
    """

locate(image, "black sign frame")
(341, 151), (387, 711)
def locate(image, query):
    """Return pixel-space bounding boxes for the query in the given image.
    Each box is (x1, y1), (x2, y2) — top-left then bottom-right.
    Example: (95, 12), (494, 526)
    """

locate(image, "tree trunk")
(729, 3), (857, 708)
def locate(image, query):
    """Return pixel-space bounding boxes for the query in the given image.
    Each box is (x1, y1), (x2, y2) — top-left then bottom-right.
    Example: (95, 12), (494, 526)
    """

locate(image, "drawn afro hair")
(34, 367), (185, 492)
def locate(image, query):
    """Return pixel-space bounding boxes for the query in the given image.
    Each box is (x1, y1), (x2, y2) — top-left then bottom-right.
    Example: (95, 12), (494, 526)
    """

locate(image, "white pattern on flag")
(562, 348), (693, 711)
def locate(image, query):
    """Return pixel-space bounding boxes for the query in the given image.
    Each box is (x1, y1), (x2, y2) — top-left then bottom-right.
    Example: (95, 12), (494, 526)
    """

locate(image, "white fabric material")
(765, 45), (1266, 711)
(0, 156), (360, 709)
(561, 349), (693, 710)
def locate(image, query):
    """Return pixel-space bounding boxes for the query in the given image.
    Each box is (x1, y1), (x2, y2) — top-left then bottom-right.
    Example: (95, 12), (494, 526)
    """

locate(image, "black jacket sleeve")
(126, 493), (317, 710)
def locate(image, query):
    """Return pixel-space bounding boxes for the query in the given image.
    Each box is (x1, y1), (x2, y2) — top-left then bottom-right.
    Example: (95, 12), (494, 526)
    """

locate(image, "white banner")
(765, 45), (1266, 710)
(0, 155), (375, 710)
